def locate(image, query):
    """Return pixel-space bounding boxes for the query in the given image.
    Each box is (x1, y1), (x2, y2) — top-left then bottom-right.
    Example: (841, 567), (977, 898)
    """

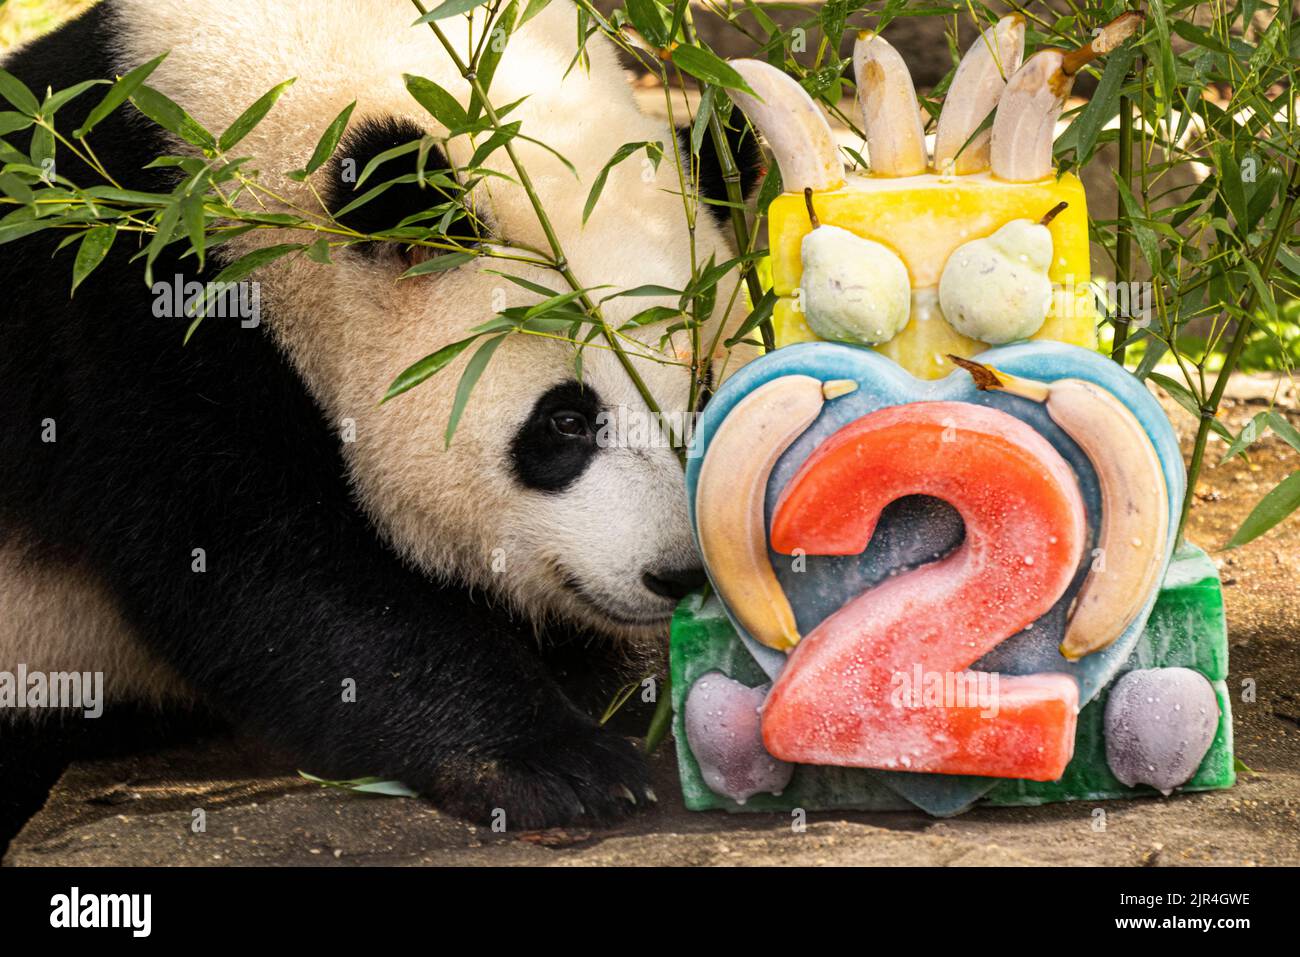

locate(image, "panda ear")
(678, 118), (764, 228)
(325, 116), (473, 240)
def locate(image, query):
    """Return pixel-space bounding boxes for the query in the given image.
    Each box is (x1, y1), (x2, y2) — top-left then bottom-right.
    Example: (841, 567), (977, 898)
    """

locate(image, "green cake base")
(671, 545), (1234, 815)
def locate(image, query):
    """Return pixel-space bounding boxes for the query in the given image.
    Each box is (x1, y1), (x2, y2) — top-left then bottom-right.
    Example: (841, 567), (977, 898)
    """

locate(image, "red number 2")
(762, 402), (1086, 782)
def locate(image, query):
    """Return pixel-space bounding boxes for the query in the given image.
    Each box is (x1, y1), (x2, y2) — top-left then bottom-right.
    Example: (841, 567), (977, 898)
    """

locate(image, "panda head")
(109, 0), (759, 640)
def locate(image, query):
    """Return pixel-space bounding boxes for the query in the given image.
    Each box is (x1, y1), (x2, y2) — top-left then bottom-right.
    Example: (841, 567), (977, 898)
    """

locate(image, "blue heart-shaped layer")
(686, 341), (1185, 815)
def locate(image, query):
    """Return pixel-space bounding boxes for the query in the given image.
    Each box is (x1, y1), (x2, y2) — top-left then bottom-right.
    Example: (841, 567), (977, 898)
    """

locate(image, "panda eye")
(550, 411), (591, 438)
(511, 382), (602, 492)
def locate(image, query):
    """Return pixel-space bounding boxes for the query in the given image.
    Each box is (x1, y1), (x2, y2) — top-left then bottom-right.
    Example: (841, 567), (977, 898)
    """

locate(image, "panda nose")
(642, 566), (707, 601)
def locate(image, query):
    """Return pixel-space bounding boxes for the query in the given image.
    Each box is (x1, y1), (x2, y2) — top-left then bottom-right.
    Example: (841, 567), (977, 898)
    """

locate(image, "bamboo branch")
(1176, 159), (1300, 545)
(410, 0), (676, 456)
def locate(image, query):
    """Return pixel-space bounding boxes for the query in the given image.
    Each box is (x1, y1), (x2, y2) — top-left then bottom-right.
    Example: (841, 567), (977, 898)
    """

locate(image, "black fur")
(509, 381), (602, 492)
(683, 116), (764, 226)
(0, 2), (648, 831)
(324, 116), (477, 244)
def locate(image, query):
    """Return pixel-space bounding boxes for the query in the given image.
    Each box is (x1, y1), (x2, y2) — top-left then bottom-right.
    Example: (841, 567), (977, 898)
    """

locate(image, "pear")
(799, 189), (911, 345)
(937, 202), (1066, 344)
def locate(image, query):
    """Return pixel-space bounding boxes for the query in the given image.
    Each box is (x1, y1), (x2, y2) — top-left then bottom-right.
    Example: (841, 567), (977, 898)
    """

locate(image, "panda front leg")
(94, 509), (653, 828)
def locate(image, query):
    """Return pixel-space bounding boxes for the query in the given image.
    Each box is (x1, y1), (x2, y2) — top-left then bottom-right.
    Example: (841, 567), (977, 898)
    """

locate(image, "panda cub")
(0, 0), (760, 828)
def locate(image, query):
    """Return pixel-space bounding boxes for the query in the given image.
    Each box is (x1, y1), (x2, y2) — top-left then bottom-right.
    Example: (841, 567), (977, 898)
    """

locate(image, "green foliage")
(3, 0), (1296, 547)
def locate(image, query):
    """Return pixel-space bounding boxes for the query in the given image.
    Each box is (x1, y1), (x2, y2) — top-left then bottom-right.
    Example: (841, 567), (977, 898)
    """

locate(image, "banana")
(853, 31), (928, 177)
(949, 356), (1168, 660)
(728, 59), (845, 193)
(989, 12), (1143, 182)
(932, 15), (1025, 175)
(695, 375), (858, 651)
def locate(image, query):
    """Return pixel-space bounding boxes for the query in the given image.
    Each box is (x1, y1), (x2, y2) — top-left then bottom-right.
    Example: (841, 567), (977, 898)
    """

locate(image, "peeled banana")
(853, 31), (928, 177)
(727, 59), (846, 193)
(948, 356), (1168, 660)
(695, 375), (858, 651)
(990, 12), (1143, 182)
(933, 15), (1025, 175)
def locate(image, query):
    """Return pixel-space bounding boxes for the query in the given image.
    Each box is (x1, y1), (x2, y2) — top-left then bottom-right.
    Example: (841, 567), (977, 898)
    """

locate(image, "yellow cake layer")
(768, 170), (1097, 378)
(774, 285), (1097, 380)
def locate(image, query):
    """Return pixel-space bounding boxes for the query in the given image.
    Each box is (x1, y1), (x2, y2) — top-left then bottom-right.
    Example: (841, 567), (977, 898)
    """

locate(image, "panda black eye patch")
(510, 382), (604, 493)
(324, 115), (483, 248)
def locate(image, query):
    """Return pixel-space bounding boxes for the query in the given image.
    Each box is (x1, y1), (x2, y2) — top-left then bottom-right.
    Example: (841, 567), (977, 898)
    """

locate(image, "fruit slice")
(695, 375), (857, 651)
(949, 356), (1170, 659)
(727, 59), (845, 193)
(933, 14), (1026, 175)
(990, 12), (1143, 182)
(762, 401), (1086, 780)
(853, 31), (928, 177)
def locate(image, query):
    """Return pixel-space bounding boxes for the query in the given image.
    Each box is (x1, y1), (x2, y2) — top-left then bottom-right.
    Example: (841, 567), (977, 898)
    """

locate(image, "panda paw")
(428, 719), (652, 830)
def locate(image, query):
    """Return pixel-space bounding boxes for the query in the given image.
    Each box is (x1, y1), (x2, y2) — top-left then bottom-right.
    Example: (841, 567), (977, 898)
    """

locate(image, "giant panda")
(0, 0), (761, 838)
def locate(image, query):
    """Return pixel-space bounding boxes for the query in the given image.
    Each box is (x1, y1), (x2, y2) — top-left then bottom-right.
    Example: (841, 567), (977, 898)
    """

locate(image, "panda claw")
(425, 714), (650, 829)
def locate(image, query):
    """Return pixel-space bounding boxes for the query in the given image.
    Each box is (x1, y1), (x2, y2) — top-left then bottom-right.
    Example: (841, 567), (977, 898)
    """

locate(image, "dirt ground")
(5, 374), (1298, 867)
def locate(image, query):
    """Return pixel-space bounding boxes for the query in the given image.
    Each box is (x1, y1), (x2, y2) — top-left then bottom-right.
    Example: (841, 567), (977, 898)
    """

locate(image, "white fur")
(0, 540), (191, 713)
(3, 0), (748, 695)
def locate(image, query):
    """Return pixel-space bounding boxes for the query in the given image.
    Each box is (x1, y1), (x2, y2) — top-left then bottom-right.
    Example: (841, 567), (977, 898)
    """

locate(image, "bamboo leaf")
(181, 192), (207, 270)
(0, 111), (33, 135)
(584, 140), (661, 223)
(404, 74), (468, 130)
(42, 79), (108, 117)
(725, 287), (777, 347)
(0, 172), (33, 205)
(71, 225), (117, 295)
(219, 78), (295, 152)
(1148, 372), (1233, 441)
(306, 237), (333, 264)
(1071, 45), (1134, 166)
(383, 335), (480, 403)
(143, 200), (183, 286)
(1143, 0), (1176, 121)
(519, 0), (552, 26)
(471, 1), (519, 123)
(0, 68), (39, 116)
(131, 84), (216, 149)
(296, 101), (356, 178)
(671, 44), (755, 95)
(182, 243), (305, 343)
(74, 53), (167, 138)
(399, 250), (477, 278)
(206, 242), (305, 286)
(625, 0), (670, 47)
(444, 334), (506, 447)
(690, 85), (717, 158)
(298, 772), (417, 797)
(1263, 411), (1300, 454)
(1227, 471), (1300, 548)
(354, 140), (422, 190)
(0, 218), (52, 245)
(413, 0), (490, 23)
(1220, 412), (1266, 463)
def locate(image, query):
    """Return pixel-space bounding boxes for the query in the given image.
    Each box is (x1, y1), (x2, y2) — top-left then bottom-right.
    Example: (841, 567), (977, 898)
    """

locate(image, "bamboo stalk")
(683, 6), (774, 352)
(410, 0), (675, 456)
(1111, 86), (1134, 364)
(1176, 160), (1300, 545)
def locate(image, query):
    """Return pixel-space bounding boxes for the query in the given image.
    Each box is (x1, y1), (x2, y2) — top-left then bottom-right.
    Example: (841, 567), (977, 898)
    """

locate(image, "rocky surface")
(6, 375), (1298, 867)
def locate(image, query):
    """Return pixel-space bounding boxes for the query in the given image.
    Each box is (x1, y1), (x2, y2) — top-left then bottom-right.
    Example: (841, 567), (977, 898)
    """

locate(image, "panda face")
(108, 0), (745, 641)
